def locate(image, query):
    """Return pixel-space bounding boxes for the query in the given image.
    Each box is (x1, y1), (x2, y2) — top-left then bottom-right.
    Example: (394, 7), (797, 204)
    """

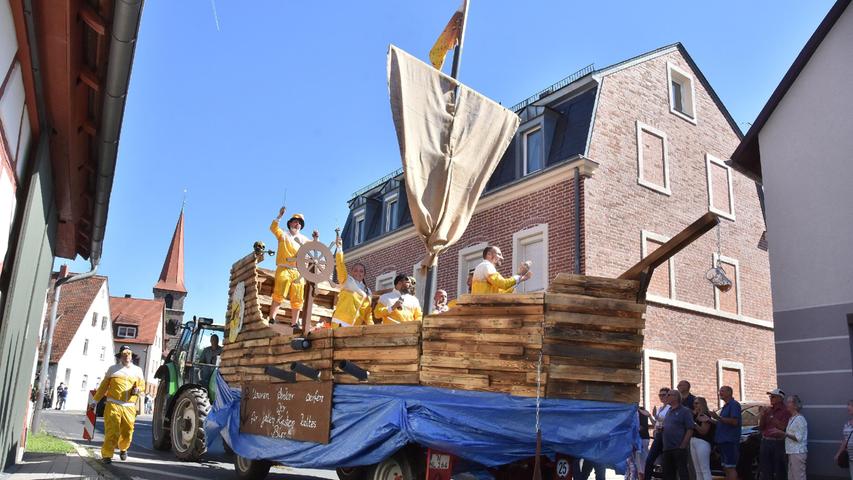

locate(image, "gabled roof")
(110, 296), (164, 345)
(731, 0), (851, 180)
(154, 209), (186, 293)
(44, 273), (108, 363)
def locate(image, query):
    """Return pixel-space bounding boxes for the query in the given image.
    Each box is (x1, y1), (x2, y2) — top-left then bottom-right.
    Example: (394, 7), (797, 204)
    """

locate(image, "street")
(40, 409), (337, 480)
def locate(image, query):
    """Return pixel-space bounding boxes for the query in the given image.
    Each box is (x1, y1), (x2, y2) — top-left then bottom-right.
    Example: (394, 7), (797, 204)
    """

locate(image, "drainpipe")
(573, 167), (581, 274)
(31, 261), (99, 433)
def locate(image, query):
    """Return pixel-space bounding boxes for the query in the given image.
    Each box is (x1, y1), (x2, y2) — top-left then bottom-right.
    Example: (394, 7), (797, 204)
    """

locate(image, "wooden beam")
(79, 5), (106, 36)
(620, 212), (720, 281)
(79, 67), (100, 92)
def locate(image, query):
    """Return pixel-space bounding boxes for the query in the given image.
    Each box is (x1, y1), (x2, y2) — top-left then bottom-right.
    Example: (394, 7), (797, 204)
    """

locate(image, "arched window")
(164, 294), (174, 309)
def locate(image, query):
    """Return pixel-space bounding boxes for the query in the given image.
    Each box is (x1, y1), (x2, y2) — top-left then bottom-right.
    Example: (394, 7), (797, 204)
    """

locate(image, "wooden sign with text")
(239, 381), (333, 444)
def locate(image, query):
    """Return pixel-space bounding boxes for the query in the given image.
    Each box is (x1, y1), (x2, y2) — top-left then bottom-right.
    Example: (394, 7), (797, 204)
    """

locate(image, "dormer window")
(116, 325), (137, 338)
(383, 193), (399, 232)
(523, 127), (544, 175)
(352, 208), (366, 246)
(667, 62), (697, 123)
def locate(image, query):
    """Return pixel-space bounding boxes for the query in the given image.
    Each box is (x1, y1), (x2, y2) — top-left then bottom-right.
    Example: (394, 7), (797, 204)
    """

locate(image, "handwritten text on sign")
(239, 381), (333, 444)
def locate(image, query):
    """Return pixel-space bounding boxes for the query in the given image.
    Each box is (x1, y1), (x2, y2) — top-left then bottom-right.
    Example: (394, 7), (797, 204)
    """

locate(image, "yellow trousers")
(272, 267), (304, 309)
(101, 402), (136, 459)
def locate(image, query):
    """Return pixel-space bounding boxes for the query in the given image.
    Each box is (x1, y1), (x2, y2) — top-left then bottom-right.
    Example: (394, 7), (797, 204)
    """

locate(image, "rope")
(715, 222), (722, 266)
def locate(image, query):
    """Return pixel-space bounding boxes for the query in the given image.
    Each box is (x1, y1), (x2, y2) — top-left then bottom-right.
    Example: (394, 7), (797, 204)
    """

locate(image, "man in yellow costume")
(330, 238), (372, 327)
(93, 345), (145, 463)
(269, 206), (309, 329)
(374, 274), (423, 323)
(472, 245), (533, 294)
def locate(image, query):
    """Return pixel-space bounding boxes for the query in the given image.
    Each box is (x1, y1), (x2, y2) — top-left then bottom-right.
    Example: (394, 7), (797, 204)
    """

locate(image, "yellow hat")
(287, 214), (305, 229)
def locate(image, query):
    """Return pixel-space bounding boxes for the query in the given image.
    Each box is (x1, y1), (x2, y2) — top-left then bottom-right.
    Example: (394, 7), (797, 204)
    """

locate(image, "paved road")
(41, 410), (338, 480)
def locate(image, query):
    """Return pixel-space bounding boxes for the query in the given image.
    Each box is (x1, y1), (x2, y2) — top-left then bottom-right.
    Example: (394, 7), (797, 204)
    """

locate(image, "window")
(83, 339), (89, 355)
(164, 293), (174, 309)
(384, 194), (399, 232)
(353, 208), (366, 246)
(64, 368), (71, 386)
(706, 154), (735, 220)
(99, 346), (106, 361)
(457, 242), (487, 297)
(641, 231), (676, 299)
(375, 271), (397, 292)
(412, 260), (438, 313)
(523, 127), (544, 175)
(116, 325), (138, 338)
(716, 360), (745, 405)
(81, 375), (88, 391)
(667, 62), (697, 123)
(713, 253), (740, 315)
(636, 121), (670, 195)
(512, 224), (548, 293)
(101, 316), (107, 330)
(643, 350), (678, 408)
(91, 312), (97, 327)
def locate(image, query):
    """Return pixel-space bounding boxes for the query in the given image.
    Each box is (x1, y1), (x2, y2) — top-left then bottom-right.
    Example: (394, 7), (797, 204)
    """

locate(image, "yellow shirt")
(269, 220), (309, 268)
(94, 363), (145, 407)
(331, 251), (372, 326)
(374, 290), (422, 324)
(471, 260), (520, 294)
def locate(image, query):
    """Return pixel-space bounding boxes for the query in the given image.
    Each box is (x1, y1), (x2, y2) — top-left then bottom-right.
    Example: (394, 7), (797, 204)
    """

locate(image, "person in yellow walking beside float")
(93, 345), (145, 463)
(472, 245), (533, 294)
(330, 237), (372, 327)
(269, 206), (309, 329)
(374, 274), (422, 324)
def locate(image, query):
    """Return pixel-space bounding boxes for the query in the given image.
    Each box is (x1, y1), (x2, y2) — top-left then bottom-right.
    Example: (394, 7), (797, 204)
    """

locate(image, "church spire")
(154, 208), (186, 293)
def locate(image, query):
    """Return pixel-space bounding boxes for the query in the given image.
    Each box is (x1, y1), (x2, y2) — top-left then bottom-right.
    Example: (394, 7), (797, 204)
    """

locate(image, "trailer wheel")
(151, 385), (171, 451)
(336, 466), (367, 480)
(234, 454), (272, 480)
(366, 449), (419, 480)
(170, 387), (209, 461)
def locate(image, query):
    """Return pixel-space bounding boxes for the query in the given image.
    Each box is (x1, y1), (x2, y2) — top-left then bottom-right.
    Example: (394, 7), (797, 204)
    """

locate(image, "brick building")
(340, 43), (775, 405)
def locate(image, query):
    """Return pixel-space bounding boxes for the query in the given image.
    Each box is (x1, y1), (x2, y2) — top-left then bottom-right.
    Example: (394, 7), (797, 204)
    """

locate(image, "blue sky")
(59, 0), (835, 321)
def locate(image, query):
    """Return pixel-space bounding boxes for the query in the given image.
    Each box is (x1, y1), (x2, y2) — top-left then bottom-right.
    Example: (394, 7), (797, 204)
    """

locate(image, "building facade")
(341, 43), (776, 406)
(110, 296), (165, 396)
(731, 1), (853, 477)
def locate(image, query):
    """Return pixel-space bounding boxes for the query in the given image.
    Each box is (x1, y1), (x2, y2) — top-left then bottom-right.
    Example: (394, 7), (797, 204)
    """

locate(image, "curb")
(69, 441), (123, 480)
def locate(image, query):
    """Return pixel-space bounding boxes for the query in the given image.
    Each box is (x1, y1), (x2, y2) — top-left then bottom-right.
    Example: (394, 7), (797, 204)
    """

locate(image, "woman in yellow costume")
(329, 238), (372, 327)
(93, 345), (145, 463)
(269, 207), (309, 329)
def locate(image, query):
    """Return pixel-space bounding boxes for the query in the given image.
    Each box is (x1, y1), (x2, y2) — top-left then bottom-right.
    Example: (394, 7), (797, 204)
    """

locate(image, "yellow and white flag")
(429, 1), (466, 70)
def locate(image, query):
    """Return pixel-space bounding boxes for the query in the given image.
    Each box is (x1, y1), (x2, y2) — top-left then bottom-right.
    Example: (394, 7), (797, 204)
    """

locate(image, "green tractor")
(152, 316), (225, 461)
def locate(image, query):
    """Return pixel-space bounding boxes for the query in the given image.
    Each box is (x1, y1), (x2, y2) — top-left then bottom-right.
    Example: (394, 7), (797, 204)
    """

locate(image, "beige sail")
(387, 45), (520, 267)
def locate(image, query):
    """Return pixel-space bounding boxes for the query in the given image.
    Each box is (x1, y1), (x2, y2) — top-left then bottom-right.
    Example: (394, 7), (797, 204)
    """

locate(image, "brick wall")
(586, 49), (776, 403)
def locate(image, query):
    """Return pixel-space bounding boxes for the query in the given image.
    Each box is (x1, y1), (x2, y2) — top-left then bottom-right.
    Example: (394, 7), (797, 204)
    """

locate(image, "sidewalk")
(1, 443), (118, 480)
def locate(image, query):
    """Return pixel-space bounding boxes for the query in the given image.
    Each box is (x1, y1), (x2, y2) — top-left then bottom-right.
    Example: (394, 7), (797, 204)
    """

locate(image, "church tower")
(153, 208), (186, 344)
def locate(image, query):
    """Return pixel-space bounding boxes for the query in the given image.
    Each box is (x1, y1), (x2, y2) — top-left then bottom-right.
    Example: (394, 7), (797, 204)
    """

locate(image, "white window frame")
(457, 242), (488, 297)
(716, 360), (746, 405)
(83, 339), (89, 355)
(352, 208), (366, 246)
(522, 126), (544, 175)
(81, 374), (88, 391)
(667, 62), (697, 124)
(705, 154), (736, 221)
(91, 312), (97, 327)
(641, 230), (676, 300)
(712, 253), (741, 315)
(116, 325), (138, 339)
(375, 271), (397, 292)
(643, 349), (678, 408)
(101, 316), (107, 330)
(636, 121), (671, 195)
(512, 224), (549, 293)
(383, 193), (399, 233)
(99, 346), (106, 361)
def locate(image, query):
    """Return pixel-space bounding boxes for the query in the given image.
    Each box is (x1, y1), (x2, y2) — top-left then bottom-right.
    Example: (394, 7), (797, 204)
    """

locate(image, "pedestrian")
(759, 388), (790, 480)
(93, 345), (145, 463)
(268, 207), (309, 329)
(55, 383), (67, 410)
(374, 275), (423, 324)
(433, 289), (449, 313)
(330, 238), (372, 327)
(471, 246), (532, 294)
(636, 406), (652, 480)
(689, 396), (715, 480)
(676, 380), (695, 409)
(660, 389), (694, 480)
(644, 387), (672, 480)
(833, 399), (853, 479)
(709, 385), (742, 480)
(770, 394), (806, 480)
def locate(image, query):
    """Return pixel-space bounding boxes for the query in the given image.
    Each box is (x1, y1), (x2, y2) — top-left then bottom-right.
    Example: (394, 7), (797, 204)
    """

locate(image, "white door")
(515, 228), (547, 293)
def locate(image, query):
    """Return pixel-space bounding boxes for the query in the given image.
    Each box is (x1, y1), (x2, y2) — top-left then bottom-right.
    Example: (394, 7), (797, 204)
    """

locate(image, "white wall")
(53, 282), (115, 410)
(759, 5), (853, 312)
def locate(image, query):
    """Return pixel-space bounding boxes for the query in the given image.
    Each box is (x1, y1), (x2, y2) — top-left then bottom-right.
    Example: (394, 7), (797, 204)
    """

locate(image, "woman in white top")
(776, 394), (807, 480)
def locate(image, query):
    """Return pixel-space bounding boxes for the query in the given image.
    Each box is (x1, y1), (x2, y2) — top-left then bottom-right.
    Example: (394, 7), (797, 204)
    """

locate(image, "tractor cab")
(171, 317), (224, 391)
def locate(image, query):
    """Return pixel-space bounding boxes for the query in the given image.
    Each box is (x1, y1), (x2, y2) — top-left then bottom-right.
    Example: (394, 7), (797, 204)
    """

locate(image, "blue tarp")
(206, 373), (639, 470)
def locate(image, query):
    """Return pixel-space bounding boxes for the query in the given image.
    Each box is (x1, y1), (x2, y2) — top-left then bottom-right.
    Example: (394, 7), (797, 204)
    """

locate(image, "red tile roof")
(110, 296), (164, 345)
(154, 209), (186, 293)
(44, 273), (108, 363)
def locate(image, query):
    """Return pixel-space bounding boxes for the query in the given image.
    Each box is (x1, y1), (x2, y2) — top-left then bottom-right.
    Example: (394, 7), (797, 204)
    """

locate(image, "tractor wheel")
(169, 387), (210, 461)
(234, 454), (272, 480)
(365, 449), (420, 480)
(336, 466), (367, 480)
(151, 385), (171, 451)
